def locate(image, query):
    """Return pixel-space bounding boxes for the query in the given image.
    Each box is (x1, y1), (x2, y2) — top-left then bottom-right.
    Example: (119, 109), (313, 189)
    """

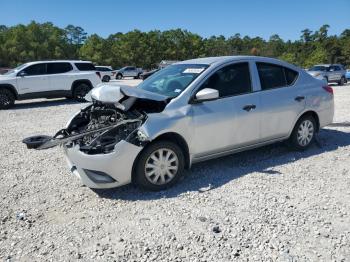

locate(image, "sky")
(1, 0), (349, 41)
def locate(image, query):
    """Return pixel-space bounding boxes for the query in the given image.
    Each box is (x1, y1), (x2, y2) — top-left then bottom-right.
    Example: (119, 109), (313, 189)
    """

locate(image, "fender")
(287, 109), (320, 138)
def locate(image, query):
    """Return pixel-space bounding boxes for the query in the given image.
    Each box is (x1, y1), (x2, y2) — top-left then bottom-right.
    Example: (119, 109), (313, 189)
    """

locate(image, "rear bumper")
(63, 140), (142, 189)
(318, 104), (334, 128)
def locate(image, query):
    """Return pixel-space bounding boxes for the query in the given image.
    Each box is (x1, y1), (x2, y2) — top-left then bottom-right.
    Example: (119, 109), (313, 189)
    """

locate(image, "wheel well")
(71, 80), (93, 93)
(131, 132), (190, 184)
(299, 111), (320, 132)
(0, 84), (18, 99)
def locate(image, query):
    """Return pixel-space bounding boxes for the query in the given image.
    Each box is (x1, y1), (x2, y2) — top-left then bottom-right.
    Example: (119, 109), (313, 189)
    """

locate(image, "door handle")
(242, 104), (256, 112)
(295, 96), (305, 102)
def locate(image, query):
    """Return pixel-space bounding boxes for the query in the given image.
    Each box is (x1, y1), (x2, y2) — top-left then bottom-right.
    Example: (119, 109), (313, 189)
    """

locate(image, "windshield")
(138, 64), (208, 97)
(309, 66), (328, 72)
(4, 63), (28, 75)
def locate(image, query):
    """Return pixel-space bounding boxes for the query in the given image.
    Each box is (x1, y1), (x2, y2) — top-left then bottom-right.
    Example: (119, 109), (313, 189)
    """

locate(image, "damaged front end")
(23, 85), (169, 188)
(23, 84), (169, 153)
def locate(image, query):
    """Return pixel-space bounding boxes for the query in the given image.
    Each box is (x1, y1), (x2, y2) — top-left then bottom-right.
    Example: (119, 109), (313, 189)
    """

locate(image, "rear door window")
(21, 63), (47, 76)
(256, 63), (298, 90)
(47, 63), (73, 74)
(75, 63), (96, 71)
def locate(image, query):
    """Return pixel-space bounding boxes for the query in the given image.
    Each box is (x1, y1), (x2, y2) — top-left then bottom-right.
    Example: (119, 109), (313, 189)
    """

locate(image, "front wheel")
(288, 115), (316, 150)
(0, 89), (15, 109)
(73, 83), (91, 102)
(134, 141), (185, 191)
(116, 74), (122, 80)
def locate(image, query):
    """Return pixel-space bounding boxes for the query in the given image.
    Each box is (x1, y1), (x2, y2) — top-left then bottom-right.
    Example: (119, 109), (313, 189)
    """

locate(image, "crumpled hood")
(88, 84), (169, 103)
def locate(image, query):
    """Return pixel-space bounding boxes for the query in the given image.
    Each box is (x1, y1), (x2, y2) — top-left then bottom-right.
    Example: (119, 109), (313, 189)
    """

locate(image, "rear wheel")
(134, 141), (185, 191)
(0, 89), (15, 109)
(102, 75), (110, 82)
(288, 115), (316, 150)
(338, 76), (345, 86)
(73, 83), (91, 102)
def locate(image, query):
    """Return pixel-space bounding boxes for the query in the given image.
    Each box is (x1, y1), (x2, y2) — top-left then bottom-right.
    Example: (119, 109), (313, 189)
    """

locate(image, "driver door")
(16, 63), (49, 95)
(190, 62), (260, 158)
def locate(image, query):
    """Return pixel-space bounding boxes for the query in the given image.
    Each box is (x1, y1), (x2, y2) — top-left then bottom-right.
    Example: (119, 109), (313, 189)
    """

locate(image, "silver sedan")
(25, 56), (334, 191)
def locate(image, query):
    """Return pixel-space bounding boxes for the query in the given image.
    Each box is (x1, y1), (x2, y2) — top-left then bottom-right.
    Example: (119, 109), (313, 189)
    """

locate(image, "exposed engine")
(64, 103), (146, 154)
(23, 85), (169, 153)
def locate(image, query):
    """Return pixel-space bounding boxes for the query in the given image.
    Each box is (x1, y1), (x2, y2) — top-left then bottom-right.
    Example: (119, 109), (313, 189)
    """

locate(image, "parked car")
(141, 60), (179, 80)
(141, 68), (160, 80)
(95, 66), (116, 82)
(0, 60), (101, 109)
(0, 68), (12, 75)
(116, 66), (143, 79)
(346, 69), (350, 80)
(307, 64), (347, 85)
(24, 56), (334, 191)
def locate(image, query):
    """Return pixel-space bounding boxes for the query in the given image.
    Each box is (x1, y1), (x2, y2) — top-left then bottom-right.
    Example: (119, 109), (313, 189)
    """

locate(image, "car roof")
(314, 64), (343, 67)
(25, 60), (93, 66)
(175, 56), (299, 69)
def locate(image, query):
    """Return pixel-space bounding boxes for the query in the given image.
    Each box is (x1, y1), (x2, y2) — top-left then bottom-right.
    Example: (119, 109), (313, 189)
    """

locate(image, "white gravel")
(0, 81), (350, 261)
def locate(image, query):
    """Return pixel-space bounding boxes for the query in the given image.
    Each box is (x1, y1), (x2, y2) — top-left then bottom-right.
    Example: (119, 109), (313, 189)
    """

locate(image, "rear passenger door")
(256, 62), (305, 141)
(47, 62), (73, 91)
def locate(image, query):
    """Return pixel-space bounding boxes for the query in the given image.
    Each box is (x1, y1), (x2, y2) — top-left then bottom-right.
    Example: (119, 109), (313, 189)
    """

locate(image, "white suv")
(0, 60), (102, 109)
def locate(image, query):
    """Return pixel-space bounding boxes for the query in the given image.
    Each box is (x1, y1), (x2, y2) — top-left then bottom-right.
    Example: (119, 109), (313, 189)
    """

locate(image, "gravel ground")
(1, 81), (350, 262)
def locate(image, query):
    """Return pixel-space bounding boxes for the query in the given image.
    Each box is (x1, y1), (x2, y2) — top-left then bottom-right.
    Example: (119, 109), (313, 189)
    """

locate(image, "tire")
(102, 75), (110, 82)
(116, 74), (122, 80)
(73, 83), (91, 102)
(338, 76), (345, 86)
(134, 140), (185, 191)
(137, 73), (142, 79)
(0, 89), (15, 109)
(288, 115), (316, 150)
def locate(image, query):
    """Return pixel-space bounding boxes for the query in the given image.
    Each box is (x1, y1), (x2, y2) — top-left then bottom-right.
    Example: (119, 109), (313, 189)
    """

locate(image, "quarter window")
(21, 63), (47, 76)
(75, 63), (96, 71)
(257, 63), (298, 90)
(47, 63), (73, 74)
(96, 67), (111, 71)
(201, 62), (252, 97)
(285, 68), (298, 85)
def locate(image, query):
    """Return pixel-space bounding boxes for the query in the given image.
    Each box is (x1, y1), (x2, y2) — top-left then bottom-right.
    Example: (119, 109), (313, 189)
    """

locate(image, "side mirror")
(193, 88), (219, 103)
(17, 71), (27, 77)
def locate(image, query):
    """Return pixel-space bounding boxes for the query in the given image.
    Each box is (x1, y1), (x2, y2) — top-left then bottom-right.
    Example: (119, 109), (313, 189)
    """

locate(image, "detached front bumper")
(63, 140), (142, 189)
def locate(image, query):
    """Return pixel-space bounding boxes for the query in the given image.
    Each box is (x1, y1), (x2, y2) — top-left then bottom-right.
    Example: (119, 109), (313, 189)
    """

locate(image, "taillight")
(96, 72), (101, 78)
(322, 85), (333, 94)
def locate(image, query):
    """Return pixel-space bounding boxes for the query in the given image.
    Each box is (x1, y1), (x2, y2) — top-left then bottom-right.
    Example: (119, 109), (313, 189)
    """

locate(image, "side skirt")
(191, 136), (288, 165)
(18, 90), (72, 100)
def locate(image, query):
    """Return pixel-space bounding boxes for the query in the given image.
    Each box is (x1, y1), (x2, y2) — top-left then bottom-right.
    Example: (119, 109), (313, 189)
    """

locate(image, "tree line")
(0, 21), (349, 70)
